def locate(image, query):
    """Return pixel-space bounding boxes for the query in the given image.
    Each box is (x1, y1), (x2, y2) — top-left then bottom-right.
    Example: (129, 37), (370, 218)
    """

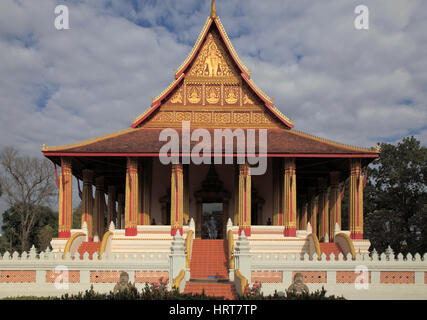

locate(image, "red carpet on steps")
(189, 239), (229, 279)
(77, 242), (101, 260)
(319, 243), (342, 260)
(184, 239), (236, 299)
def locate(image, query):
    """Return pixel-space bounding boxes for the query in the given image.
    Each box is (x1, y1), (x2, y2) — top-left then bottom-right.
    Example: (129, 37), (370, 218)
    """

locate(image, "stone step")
(190, 239), (229, 280)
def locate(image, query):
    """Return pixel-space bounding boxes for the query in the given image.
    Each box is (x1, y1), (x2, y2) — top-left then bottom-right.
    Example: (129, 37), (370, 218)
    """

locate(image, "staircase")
(189, 239), (229, 279)
(77, 242), (101, 260)
(184, 239), (236, 299)
(319, 242), (342, 260)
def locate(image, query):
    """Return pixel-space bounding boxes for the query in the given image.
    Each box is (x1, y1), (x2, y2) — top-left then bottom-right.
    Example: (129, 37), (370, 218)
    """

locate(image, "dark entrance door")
(202, 202), (223, 239)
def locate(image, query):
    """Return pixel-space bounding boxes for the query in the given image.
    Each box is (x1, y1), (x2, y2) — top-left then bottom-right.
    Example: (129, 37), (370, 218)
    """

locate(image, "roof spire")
(210, 0), (217, 18)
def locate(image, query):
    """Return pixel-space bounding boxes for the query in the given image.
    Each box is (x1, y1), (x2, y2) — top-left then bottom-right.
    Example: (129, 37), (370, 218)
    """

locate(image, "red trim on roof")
(43, 152), (378, 158)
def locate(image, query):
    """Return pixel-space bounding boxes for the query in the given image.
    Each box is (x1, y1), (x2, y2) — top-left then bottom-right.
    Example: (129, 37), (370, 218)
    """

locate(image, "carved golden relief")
(170, 87), (183, 104)
(188, 31), (238, 78)
(233, 112), (250, 123)
(187, 86), (202, 104)
(148, 110), (279, 127)
(242, 86), (256, 105)
(224, 86), (239, 104)
(153, 111), (174, 122)
(214, 112), (231, 123)
(175, 112), (192, 122)
(206, 86), (220, 104)
(194, 112), (212, 123)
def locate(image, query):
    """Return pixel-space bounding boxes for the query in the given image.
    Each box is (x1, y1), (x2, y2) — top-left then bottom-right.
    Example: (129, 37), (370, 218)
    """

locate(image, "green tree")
(0, 147), (57, 251)
(0, 205), (57, 253)
(364, 136), (427, 254)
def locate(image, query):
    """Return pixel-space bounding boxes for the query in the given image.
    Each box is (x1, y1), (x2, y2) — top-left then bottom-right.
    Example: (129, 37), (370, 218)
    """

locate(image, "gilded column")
(81, 169), (94, 241)
(125, 158), (139, 236)
(273, 158), (283, 226)
(238, 163), (251, 236)
(107, 186), (117, 227)
(283, 158), (296, 237)
(329, 171), (341, 241)
(349, 159), (363, 240)
(94, 176), (105, 241)
(171, 163), (184, 236)
(117, 193), (124, 229)
(58, 158), (72, 238)
(317, 177), (328, 241)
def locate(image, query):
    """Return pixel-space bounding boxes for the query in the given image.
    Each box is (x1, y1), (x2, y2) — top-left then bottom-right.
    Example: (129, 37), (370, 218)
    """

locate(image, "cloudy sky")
(0, 0), (426, 217)
(1, 0), (426, 157)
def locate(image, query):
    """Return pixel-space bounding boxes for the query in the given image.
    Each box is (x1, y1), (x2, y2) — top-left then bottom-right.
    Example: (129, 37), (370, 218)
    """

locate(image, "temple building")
(43, 1), (378, 269)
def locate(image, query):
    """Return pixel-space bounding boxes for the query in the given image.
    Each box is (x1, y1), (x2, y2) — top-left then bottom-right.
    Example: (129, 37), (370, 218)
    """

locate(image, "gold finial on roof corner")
(42, 144), (46, 151)
(376, 143), (380, 153)
(210, 0), (217, 18)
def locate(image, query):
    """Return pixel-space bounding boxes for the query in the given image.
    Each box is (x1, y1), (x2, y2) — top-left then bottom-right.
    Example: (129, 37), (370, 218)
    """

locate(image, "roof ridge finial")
(210, 0), (217, 18)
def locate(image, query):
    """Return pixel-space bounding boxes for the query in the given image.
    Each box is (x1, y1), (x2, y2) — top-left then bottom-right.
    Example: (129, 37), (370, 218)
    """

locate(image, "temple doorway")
(202, 202), (223, 239)
(195, 164), (231, 239)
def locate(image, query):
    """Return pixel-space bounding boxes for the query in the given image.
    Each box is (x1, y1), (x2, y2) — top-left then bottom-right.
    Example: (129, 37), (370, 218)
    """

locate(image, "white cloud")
(0, 0), (425, 161)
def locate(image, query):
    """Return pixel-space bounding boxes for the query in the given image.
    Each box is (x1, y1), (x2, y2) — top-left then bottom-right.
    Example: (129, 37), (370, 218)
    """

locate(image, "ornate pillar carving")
(349, 159), (363, 239)
(81, 169), (94, 241)
(317, 177), (329, 241)
(171, 163), (184, 236)
(273, 158), (283, 226)
(58, 158), (72, 238)
(94, 176), (105, 241)
(283, 158), (296, 237)
(125, 158), (138, 236)
(238, 163), (251, 236)
(329, 171), (341, 241)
